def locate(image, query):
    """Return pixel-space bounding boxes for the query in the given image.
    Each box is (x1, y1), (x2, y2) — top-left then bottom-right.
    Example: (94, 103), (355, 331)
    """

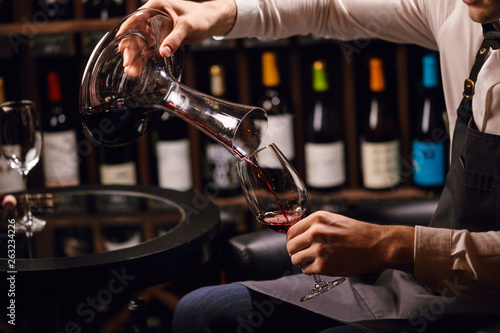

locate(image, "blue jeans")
(172, 283), (364, 333)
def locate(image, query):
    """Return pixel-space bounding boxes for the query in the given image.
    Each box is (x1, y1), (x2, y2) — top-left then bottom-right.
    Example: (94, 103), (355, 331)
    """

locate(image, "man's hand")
(286, 211), (415, 277)
(140, 0), (237, 57)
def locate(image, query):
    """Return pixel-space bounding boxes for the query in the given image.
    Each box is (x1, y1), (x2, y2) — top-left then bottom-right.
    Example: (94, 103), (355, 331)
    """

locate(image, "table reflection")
(0, 185), (220, 333)
(4, 187), (184, 258)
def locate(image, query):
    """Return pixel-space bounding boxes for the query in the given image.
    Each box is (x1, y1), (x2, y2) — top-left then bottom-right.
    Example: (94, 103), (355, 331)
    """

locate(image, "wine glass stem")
(313, 274), (326, 287)
(22, 172), (34, 258)
(22, 172), (31, 220)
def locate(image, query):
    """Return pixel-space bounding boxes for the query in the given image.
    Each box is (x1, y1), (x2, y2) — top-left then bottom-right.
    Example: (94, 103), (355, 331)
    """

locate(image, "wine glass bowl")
(79, 8), (267, 157)
(0, 100), (46, 244)
(237, 143), (345, 301)
(1, 101), (43, 174)
(237, 143), (308, 233)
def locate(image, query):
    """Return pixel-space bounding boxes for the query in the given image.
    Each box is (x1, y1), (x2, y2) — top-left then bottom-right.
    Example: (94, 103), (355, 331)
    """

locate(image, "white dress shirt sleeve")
(225, 0), (457, 50)
(414, 225), (500, 300)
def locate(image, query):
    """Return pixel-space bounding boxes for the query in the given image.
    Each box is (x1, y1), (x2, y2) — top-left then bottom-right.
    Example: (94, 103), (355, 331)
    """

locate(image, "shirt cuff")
(414, 225), (452, 293)
(224, 0), (260, 39)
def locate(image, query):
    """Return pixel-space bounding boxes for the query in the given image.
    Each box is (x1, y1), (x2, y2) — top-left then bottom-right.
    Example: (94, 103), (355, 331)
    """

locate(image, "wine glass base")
(300, 277), (346, 302)
(16, 216), (46, 234)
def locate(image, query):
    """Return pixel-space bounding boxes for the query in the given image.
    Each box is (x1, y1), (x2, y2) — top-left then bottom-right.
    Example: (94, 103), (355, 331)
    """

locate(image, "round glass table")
(0, 185), (220, 332)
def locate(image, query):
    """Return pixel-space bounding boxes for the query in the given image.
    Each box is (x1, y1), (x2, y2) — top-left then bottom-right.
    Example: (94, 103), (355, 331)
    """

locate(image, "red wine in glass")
(258, 210), (305, 233)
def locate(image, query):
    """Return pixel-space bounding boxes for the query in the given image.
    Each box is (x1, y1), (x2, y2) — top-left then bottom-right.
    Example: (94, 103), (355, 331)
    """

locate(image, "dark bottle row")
(0, 1), (448, 203)
(0, 0), (138, 23)
(0, 41), (449, 200)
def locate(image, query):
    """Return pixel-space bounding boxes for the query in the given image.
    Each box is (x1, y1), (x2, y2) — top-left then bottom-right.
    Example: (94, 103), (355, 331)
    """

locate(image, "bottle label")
(100, 162), (137, 185)
(305, 142), (345, 188)
(361, 140), (401, 189)
(156, 139), (192, 191)
(257, 114), (295, 167)
(0, 157), (23, 193)
(206, 143), (240, 190)
(411, 140), (446, 186)
(42, 130), (80, 187)
(103, 229), (141, 251)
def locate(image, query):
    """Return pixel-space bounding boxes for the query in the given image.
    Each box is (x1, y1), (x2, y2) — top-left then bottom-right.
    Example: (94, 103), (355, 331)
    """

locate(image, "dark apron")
(431, 38), (500, 232)
(241, 33), (500, 332)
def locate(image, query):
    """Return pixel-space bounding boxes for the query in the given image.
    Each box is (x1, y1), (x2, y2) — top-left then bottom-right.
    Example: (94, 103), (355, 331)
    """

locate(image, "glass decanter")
(79, 8), (267, 158)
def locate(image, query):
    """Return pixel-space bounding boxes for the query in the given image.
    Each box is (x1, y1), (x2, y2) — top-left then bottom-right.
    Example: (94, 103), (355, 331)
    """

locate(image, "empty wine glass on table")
(0, 100), (46, 257)
(237, 143), (345, 302)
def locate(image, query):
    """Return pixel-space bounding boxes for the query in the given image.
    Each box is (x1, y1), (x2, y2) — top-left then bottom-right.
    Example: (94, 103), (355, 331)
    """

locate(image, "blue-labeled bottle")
(411, 53), (448, 190)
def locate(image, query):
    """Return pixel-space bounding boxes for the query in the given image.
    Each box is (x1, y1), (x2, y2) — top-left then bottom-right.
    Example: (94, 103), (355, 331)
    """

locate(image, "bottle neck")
(210, 64), (226, 98)
(369, 58), (386, 93)
(47, 71), (63, 104)
(262, 51), (280, 87)
(312, 60), (329, 93)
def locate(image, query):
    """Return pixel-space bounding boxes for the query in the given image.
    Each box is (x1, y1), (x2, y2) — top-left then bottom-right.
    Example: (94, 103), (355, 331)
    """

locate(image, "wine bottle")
(411, 53), (448, 189)
(55, 227), (92, 257)
(41, 71), (80, 187)
(34, 0), (74, 21)
(129, 298), (148, 333)
(99, 144), (137, 186)
(0, 77), (24, 194)
(84, 0), (125, 20)
(305, 60), (346, 191)
(360, 57), (401, 190)
(106, 0), (125, 18)
(257, 51), (295, 166)
(203, 64), (241, 197)
(156, 112), (193, 191)
(0, 0), (12, 23)
(101, 225), (142, 251)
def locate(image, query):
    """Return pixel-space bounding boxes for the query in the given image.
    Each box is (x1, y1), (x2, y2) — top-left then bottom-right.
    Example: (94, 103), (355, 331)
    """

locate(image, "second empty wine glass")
(0, 100), (46, 242)
(237, 143), (345, 302)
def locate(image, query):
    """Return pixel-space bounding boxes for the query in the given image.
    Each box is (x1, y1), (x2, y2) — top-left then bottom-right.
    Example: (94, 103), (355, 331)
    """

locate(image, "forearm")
(202, 0), (237, 37)
(377, 225), (415, 274)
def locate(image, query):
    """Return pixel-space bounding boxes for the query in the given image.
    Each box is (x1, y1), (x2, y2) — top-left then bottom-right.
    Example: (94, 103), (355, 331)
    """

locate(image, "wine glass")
(0, 100), (46, 255)
(237, 143), (345, 302)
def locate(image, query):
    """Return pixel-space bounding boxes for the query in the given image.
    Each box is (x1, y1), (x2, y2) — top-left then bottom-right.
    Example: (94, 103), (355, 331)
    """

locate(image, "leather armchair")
(222, 197), (500, 332)
(223, 198), (439, 282)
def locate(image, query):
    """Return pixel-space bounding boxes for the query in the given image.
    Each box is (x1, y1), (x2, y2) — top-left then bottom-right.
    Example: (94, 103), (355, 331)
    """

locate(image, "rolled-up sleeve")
(414, 225), (500, 300)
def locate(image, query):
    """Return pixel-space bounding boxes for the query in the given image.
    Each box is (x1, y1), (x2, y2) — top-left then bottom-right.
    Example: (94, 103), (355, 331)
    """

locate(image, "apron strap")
(458, 36), (496, 120)
(463, 39), (492, 99)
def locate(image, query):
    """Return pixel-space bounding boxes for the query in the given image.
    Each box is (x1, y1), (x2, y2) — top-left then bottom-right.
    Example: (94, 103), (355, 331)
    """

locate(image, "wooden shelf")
(0, 18), (121, 35)
(210, 186), (431, 210)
